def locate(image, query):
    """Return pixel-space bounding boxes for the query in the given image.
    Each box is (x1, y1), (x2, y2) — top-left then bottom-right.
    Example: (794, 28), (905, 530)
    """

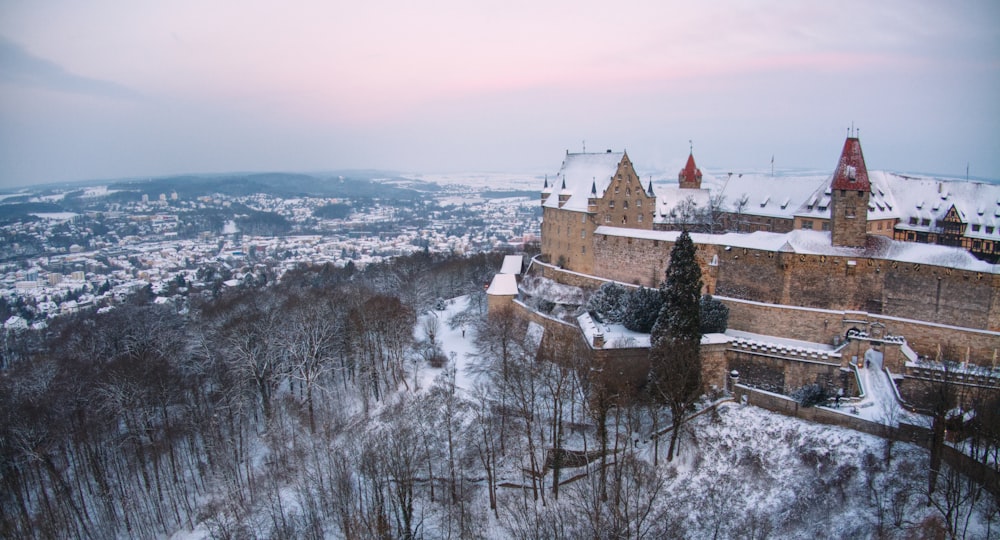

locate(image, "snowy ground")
(414, 295), (483, 393)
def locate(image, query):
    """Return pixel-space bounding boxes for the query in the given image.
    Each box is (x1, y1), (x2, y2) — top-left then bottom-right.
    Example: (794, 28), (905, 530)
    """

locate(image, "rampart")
(588, 232), (1000, 364)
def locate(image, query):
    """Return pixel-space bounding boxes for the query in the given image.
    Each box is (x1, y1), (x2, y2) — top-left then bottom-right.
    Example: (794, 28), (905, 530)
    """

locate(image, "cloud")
(0, 35), (141, 100)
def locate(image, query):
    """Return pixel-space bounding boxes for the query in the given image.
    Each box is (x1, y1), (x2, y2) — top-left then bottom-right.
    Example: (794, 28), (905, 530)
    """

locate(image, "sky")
(0, 1), (998, 188)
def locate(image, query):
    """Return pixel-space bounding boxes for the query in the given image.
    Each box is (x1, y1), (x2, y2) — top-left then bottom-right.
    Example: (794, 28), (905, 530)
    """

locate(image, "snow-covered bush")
(622, 286), (663, 333)
(585, 282), (629, 323)
(791, 383), (830, 408)
(699, 294), (729, 334)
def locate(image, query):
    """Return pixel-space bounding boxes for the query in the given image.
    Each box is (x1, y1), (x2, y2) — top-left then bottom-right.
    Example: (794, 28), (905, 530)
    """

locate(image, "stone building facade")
(522, 136), (999, 402)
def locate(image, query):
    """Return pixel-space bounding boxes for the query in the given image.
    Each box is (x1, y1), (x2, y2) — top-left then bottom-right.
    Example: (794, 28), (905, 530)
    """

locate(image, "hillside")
(0, 253), (996, 539)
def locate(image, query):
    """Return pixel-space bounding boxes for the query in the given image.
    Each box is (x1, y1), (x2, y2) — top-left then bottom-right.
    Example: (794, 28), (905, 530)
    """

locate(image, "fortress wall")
(880, 264), (997, 330)
(589, 232), (999, 333)
(533, 260), (606, 290)
(591, 233), (669, 287)
(722, 297), (999, 365)
(592, 233), (719, 290)
(712, 247), (784, 303)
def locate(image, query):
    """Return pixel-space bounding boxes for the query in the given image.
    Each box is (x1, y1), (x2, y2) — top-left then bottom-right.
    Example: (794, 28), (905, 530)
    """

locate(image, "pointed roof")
(647, 179), (655, 197)
(679, 152), (703, 187)
(682, 153), (701, 176)
(542, 151), (626, 211)
(830, 137), (870, 191)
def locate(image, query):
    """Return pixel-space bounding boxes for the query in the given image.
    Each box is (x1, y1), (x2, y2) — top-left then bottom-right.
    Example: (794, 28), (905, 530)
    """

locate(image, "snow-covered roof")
(593, 226), (999, 273)
(830, 137), (870, 192)
(654, 187), (712, 225)
(718, 173), (828, 220)
(486, 273), (518, 296)
(542, 151), (624, 212)
(499, 255), (523, 275)
(794, 170), (900, 222)
(884, 173), (1000, 241)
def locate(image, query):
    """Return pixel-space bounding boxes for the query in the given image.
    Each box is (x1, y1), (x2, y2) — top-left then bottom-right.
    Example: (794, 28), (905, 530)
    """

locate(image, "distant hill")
(106, 172), (431, 200)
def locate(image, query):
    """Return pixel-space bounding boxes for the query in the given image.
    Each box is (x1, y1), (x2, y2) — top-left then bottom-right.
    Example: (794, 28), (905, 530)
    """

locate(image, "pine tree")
(649, 230), (703, 462)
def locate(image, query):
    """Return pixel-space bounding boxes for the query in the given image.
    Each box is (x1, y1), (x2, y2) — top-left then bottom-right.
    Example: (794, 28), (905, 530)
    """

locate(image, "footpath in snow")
(828, 348), (923, 427)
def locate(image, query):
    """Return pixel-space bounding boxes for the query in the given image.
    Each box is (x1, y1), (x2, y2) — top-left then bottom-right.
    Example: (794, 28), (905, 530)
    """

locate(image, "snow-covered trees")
(585, 282), (664, 333)
(622, 287), (663, 333)
(699, 294), (729, 334)
(648, 230), (703, 462)
(586, 282), (629, 323)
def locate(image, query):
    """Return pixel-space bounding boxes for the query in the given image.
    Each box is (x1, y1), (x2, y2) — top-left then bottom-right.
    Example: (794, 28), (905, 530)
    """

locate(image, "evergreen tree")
(648, 230), (703, 462)
(586, 282), (629, 323)
(622, 287), (664, 333)
(699, 294), (729, 334)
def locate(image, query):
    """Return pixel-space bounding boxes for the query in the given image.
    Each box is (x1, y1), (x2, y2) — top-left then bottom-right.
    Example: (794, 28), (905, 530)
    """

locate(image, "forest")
(1, 249), (998, 539)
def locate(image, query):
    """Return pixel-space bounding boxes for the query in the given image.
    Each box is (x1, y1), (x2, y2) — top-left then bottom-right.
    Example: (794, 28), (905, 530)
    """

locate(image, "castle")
(497, 135), (1000, 404)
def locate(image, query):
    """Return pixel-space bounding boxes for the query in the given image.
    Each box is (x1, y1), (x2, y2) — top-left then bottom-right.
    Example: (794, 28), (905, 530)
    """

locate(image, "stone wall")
(591, 232), (1000, 331)
(586, 232), (999, 363)
(723, 297), (999, 366)
(727, 349), (846, 395)
(541, 206), (595, 274)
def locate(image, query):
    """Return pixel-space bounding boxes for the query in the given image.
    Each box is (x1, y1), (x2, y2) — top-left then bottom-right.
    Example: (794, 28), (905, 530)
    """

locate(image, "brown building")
(525, 135), (999, 398)
(540, 150), (655, 274)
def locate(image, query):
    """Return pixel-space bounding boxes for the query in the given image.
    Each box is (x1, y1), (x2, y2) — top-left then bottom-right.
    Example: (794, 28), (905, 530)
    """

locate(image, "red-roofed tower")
(678, 152), (703, 189)
(829, 135), (871, 247)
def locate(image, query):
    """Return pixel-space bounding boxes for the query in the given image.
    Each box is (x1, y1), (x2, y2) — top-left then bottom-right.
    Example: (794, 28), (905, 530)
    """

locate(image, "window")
(921, 218), (930, 226)
(972, 224), (981, 232)
(605, 214), (611, 223)
(845, 206), (856, 219)
(609, 200), (615, 208)
(801, 219), (813, 230)
(988, 226), (996, 234)
(581, 230), (586, 239)
(636, 199), (642, 207)
(638, 214), (644, 223)
(909, 217), (918, 225)
(581, 214), (586, 223)
(822, 222), (830, 231)
(624, 200), (629, 209)
(582, 245), (586, 254)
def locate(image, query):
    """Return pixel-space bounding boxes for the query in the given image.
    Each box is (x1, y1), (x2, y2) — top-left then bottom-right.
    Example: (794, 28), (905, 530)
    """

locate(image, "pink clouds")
(0, 0), (997, 185)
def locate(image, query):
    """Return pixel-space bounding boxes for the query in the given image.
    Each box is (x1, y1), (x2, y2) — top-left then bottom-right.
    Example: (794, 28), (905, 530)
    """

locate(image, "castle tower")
(829, 135), (871, 247)
(679, 151), (703, 189)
